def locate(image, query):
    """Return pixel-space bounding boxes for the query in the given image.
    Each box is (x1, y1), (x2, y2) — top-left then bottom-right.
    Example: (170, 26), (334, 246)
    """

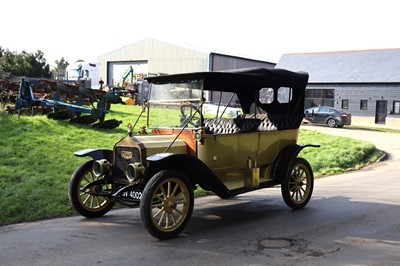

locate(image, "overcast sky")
(1, 0), (399, 67)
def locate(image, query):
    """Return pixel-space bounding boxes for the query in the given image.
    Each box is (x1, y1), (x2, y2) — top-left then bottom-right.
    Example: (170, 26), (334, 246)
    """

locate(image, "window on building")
(304, 89), (334, 109)
(393, 101), (400, 114)
(342, 99), (349, 109)
(360, 100), (368, 110)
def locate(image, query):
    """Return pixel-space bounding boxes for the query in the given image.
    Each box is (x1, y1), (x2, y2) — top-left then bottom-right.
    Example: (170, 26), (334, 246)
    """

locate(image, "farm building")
(276, 49), (400, 129)
(98, 37), (275, 87)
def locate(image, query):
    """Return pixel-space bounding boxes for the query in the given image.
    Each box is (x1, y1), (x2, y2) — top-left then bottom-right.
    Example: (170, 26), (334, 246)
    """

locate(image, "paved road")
(1, 125), (399, 266)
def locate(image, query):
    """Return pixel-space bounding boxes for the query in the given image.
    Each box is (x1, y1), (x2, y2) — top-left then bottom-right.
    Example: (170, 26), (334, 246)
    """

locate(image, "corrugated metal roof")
(276, 49), (400, 83)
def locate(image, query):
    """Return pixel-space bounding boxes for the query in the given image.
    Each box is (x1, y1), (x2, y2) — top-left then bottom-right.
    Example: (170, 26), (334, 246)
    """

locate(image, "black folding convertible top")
(145, 68), (309, 129)
(145, 67), (308, 93)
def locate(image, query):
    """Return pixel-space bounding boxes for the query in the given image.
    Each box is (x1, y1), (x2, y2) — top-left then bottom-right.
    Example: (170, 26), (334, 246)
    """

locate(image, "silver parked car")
(304, 106), (351, 128)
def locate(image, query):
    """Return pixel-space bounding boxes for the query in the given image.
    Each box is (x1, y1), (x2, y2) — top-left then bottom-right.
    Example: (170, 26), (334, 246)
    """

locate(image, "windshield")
(147, 79), (203, 128)
(146, 79), (243, 129)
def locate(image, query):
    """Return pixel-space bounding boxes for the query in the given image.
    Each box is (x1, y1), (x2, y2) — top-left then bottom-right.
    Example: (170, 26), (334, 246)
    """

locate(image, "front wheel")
(140, 169), (194, 240)
(281, 158), (314, 210)
(68, 160), (115, 218)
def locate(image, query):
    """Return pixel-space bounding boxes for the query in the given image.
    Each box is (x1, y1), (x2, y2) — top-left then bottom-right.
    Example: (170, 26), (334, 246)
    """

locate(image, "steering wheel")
(179, 103), (202, 127)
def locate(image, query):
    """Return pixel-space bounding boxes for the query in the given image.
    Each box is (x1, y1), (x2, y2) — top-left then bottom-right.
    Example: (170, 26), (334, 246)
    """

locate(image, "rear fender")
(74, 148), (113, 162)
(272, 144), (320, 183)
(147, 153), (231, 199)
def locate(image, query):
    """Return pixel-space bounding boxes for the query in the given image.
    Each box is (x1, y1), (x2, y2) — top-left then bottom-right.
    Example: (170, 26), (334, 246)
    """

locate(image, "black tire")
(281, 158), (314, 210)
(327, 118), (337, 128)
(68, 160), (115, 218)
(140, 169), (194, 240)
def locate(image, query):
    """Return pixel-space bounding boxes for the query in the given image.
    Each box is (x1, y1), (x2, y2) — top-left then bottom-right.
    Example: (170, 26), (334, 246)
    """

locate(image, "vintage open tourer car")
(68, 67), (320, 239)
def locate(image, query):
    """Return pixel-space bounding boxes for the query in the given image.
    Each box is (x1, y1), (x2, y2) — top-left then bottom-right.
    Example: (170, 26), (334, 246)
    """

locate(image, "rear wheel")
(140, 169), (194, 240)
(68, 160), (115, 218)
(281, 158), (314, 210)
(327, 118), (337, 128)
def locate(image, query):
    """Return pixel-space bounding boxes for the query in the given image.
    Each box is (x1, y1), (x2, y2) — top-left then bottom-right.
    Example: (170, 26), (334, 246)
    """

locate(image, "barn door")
(375, 100), (387, 124)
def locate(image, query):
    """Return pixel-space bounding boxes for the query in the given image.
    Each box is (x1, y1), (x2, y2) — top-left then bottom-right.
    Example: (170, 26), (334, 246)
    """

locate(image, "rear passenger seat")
(204, 114), (278, 134)
(240, 114), (278, 131)
(204, 118), (240, 134)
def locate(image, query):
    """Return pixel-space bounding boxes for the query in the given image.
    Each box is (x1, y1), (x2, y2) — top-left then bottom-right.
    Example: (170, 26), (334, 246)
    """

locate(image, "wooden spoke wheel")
(140, 169), (194, 240)
(281, 158), (314, 210)
(68, 160), (114, 218)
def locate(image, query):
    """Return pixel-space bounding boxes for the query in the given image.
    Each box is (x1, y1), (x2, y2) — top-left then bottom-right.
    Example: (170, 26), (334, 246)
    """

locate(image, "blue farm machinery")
(14, 78), (123, 129)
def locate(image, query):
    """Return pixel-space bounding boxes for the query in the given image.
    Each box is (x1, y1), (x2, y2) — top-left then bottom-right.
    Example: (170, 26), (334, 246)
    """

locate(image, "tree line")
(0, 47), (69, 80)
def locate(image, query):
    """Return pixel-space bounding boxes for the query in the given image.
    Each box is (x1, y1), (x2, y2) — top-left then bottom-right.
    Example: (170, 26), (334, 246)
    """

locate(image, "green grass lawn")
(0, 104), (384, 226)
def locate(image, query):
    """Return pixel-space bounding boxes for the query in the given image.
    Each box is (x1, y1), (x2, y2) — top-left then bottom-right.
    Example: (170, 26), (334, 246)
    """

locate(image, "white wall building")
(98, 37), (275, 87)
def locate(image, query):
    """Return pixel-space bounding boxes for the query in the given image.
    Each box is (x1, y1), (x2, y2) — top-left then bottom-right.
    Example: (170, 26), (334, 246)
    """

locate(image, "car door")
(314, 107), (327, 123)
(305, 107), (319, 123)
(318, 107), (333, 124)
(197, 132), (259, 191)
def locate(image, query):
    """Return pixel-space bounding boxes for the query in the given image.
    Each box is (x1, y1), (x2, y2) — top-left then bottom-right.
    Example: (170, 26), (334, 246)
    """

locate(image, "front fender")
(74, 148), (113, 161)
(272, 144), (320, 183)
(147, 153), (231, 199)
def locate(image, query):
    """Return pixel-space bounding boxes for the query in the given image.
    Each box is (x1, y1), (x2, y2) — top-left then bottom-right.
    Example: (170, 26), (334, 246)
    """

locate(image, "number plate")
(122, 190), (142, 200)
